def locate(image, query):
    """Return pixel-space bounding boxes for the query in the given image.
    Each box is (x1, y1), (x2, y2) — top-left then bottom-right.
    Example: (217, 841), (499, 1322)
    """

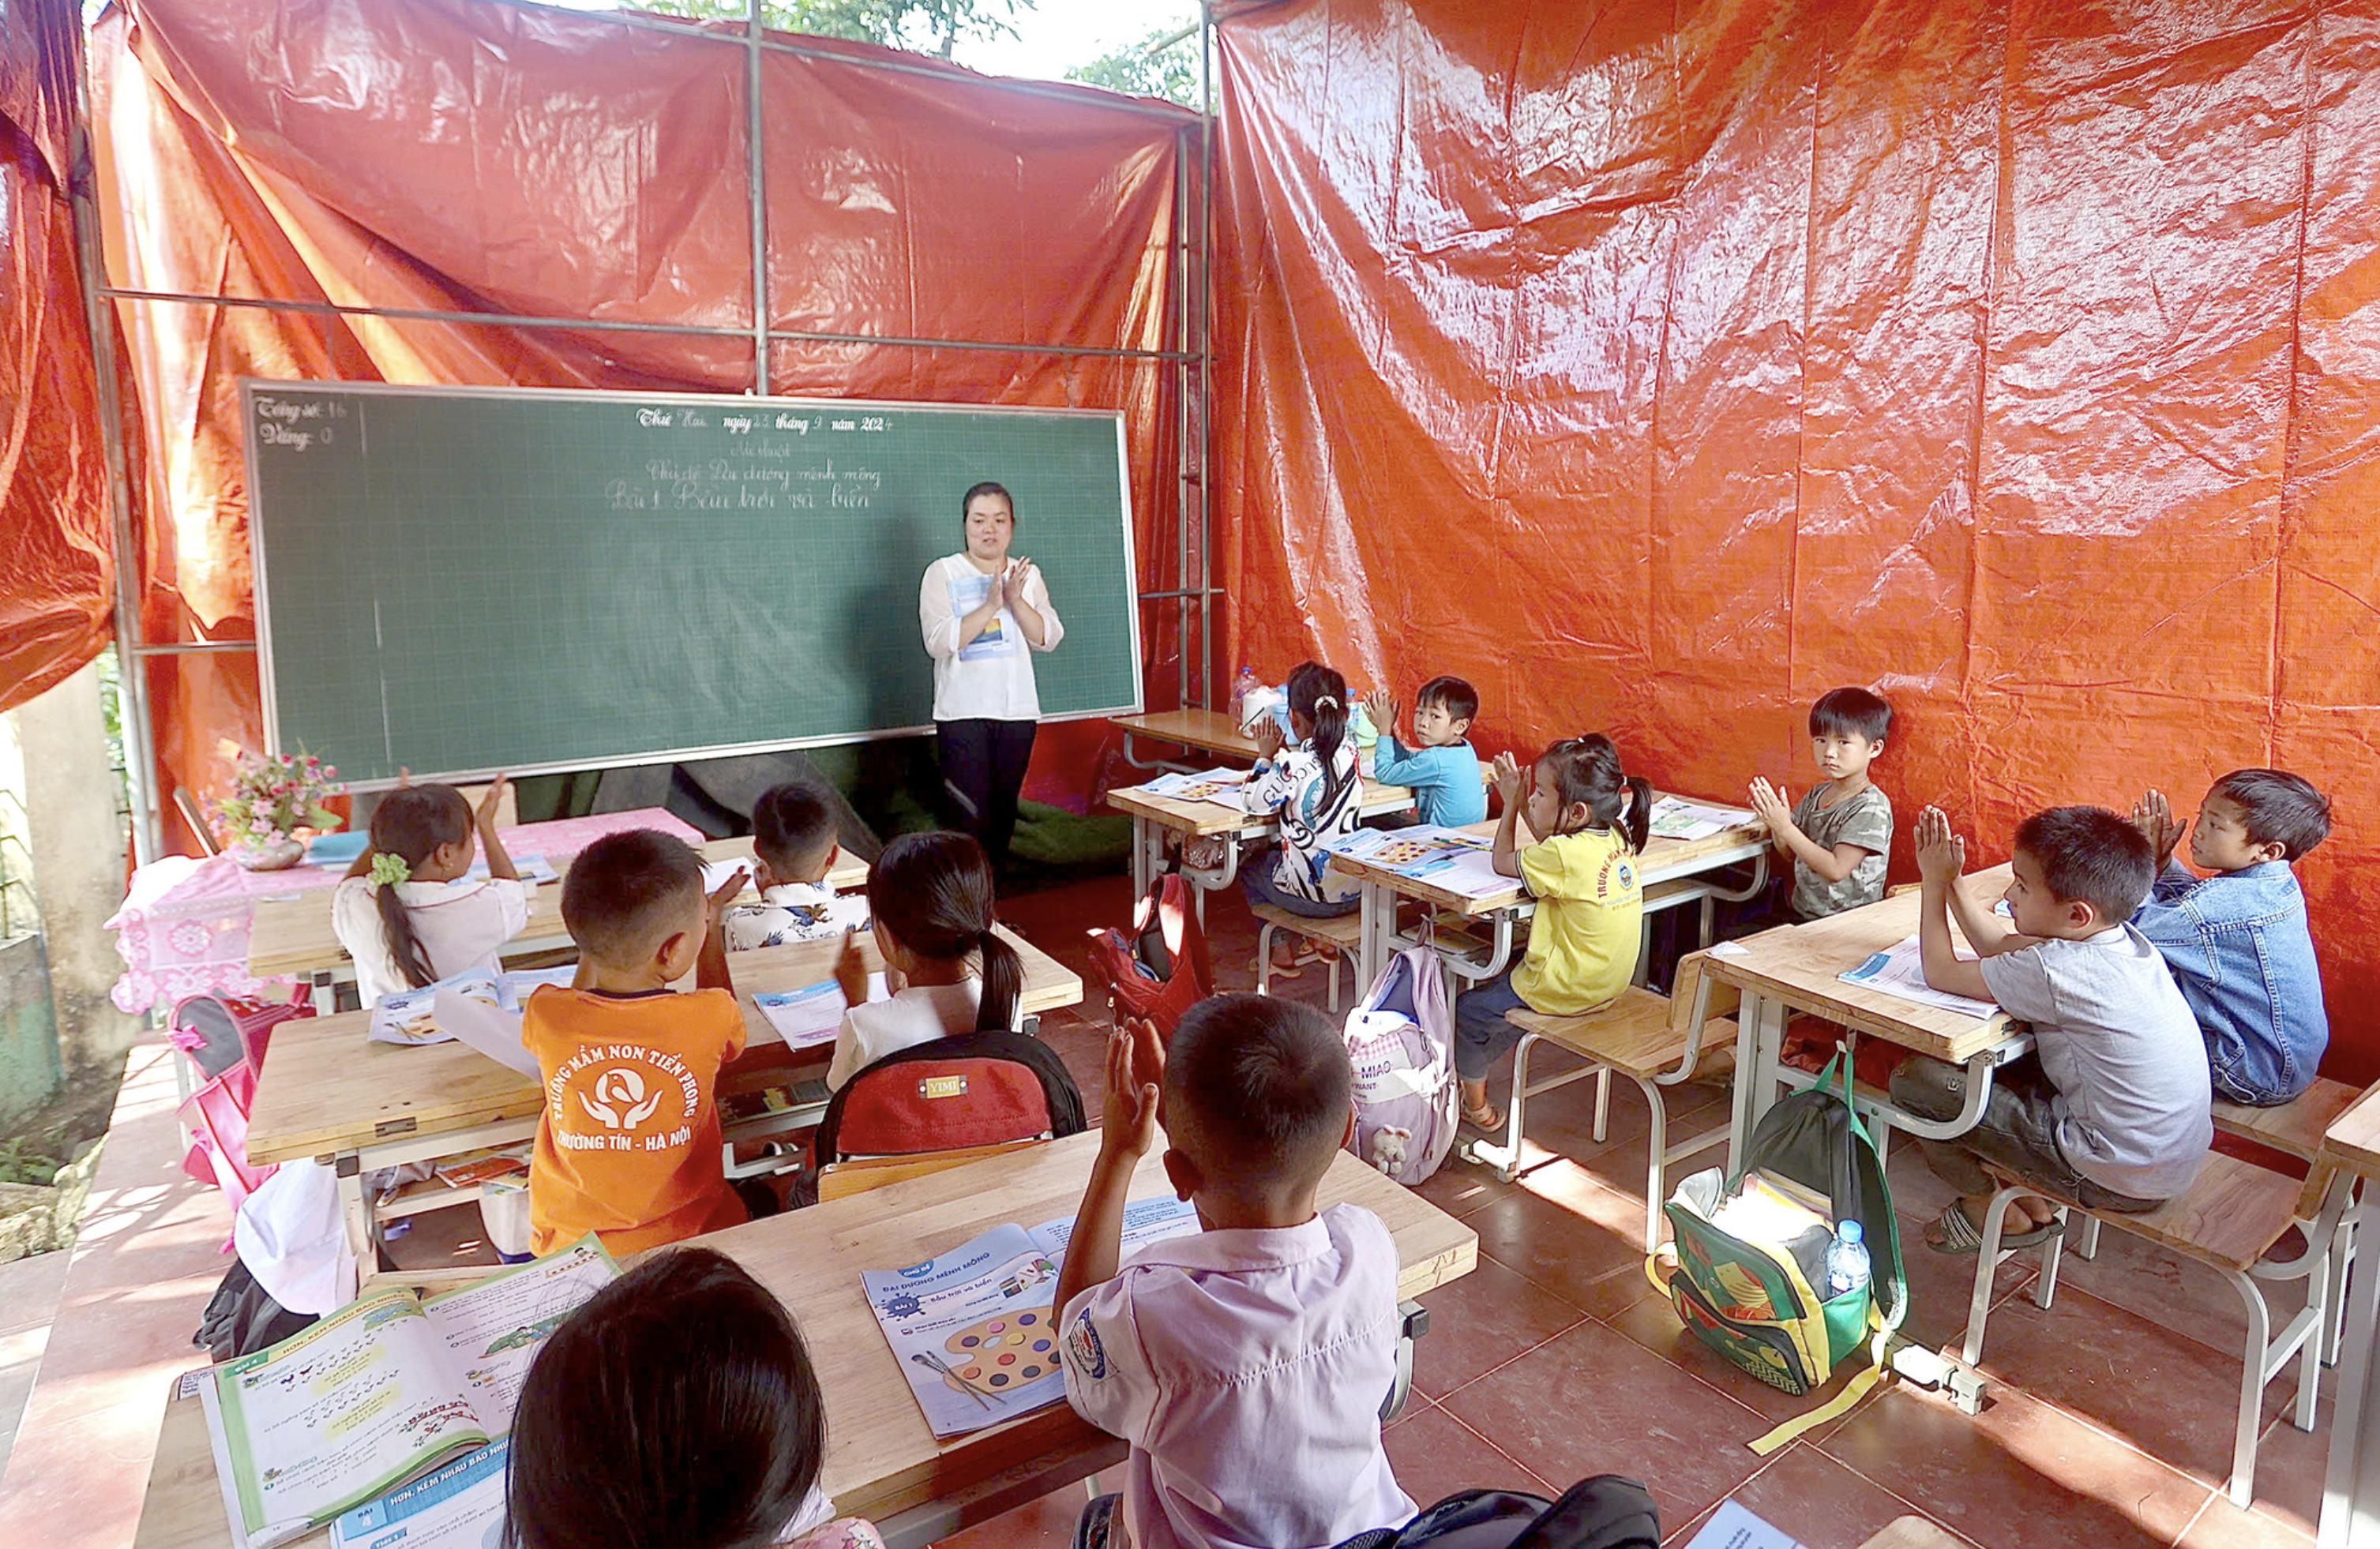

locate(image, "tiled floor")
(954, 872), (2335, 1549)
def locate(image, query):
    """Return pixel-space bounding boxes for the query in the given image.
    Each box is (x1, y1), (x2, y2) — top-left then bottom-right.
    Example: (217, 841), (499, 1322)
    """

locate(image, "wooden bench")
(1964, 1135), (2359, 1508)
(1252, 905), (1366, 1011)
(1466, 951), (1740, 1243)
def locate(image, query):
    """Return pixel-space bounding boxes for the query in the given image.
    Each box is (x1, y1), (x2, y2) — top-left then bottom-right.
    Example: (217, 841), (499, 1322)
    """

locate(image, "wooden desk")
(1696, 866), (2027, 1168)
(1108, 778), (1421, 912)
(1326, 805), (1772, 989)
(245, 926), (1082, 1258)
(248, 837), (869, 1007)
(133, 1133), (1478, 1549)
(2315, 1084), (2380, 1547)
(1112, 707), (1262, 770)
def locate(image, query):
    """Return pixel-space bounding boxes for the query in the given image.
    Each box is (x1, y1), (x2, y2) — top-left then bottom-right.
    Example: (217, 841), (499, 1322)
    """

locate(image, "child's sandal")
(1459, 1098), (1505, 1134)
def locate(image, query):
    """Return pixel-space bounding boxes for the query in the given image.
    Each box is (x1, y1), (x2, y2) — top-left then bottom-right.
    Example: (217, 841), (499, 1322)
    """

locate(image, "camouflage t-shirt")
(1788, 782), (1893, 920)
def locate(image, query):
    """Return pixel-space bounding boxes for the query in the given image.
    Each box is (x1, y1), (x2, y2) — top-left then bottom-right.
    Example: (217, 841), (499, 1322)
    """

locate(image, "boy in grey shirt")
(1748, 687), (1894, 921)
(1890, 804), (2209, 1253)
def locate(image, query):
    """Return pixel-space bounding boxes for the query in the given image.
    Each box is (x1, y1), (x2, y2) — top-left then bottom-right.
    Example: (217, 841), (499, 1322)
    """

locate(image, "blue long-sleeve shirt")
(1370, 737), (1486, 828)
(2131, 859), (2327, 1105)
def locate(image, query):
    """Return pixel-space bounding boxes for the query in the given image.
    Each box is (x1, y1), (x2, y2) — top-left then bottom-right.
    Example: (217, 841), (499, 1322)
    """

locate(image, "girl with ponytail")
(826, 831), (1025, 1091)
(1238, 662), (1365, 965)
(1454, 733), (1652, 1131)
(331, 776), (528, 1005)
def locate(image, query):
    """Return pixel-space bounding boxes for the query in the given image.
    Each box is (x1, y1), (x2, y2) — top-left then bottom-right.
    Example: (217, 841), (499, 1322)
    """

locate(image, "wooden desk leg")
(2319, 1190), (2380, 1547)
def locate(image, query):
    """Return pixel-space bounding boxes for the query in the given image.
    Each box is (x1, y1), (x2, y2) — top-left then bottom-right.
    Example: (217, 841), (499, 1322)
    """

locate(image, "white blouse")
(919, 553), (1065, 722)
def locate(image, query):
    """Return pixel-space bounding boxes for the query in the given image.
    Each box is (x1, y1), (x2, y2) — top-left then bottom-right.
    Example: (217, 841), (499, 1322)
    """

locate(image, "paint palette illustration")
(936, 1309), (1060, 1397)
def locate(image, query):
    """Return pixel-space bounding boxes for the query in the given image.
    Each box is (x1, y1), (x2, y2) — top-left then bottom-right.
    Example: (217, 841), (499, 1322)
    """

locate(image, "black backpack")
(1331, 1476), (1659, 1549)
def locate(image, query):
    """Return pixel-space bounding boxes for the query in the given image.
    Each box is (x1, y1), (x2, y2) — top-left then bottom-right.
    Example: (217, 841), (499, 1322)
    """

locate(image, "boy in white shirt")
(723, 783), (869, 952)
(1056, 995), (1413, 1549)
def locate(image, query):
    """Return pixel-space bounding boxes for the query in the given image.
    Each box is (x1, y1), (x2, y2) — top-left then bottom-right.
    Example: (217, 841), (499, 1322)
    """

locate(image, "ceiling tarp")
(1214, 0), (2380, 1077)
(90, 0), (1196, 846)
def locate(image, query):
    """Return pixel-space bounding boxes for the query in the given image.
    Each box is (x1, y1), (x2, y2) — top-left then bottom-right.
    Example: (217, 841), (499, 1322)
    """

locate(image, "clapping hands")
(1913, 806), (1965, 886)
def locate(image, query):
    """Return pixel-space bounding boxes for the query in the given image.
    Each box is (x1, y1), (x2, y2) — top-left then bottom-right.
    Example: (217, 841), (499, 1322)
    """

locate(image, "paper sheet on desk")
(1650, 797), (1759, 842)
(330, 1438), (508, 1549)
(701, 858), (755, 895)
(1839, 935), (1998, 1019)
(430, 986), (543, 1077)
(373, 967), (576, 1049)
(753, 973), (888, 1048)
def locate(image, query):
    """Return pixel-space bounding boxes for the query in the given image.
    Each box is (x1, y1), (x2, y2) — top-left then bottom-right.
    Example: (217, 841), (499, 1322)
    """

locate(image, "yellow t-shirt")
(1511, 827), (1644, 1015)
(524, 985), (749, 1256)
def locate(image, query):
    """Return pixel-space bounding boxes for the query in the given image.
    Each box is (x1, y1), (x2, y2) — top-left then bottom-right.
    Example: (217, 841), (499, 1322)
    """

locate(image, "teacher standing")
(920, 480), (1064, 876)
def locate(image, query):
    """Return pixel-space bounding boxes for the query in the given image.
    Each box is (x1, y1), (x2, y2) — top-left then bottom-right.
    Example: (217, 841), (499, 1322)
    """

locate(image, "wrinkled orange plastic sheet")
(1214, 0), (2380, 1078)
(90, 0), (1196, 843)
(0, 0), (118, 711)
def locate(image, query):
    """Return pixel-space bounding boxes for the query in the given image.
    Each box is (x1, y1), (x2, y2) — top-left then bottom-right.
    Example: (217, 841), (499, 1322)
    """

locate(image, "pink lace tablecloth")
(106, 808), (704, 1014)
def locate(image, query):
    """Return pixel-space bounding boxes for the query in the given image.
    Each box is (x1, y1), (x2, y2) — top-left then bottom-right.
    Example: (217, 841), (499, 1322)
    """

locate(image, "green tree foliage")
(1066, 20), (1200, 108)
(636, 0), (1030, 59)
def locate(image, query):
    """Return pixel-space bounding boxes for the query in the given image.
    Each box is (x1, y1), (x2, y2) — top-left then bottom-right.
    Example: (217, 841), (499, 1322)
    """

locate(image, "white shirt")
(723, 881), (870, 953)
(1978, 923), (2213, 1199)
(330, 875), (532, 1007)
(920, 553), (1065, 722)
(1060, 1204), (1413, 1549)
(825, 979), (985, 1092)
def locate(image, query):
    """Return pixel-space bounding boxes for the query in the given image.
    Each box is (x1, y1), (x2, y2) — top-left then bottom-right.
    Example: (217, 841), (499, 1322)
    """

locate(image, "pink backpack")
(1342, 945), (1458, 1185)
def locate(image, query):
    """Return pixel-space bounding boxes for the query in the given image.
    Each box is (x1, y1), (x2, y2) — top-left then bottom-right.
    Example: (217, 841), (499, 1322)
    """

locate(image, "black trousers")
(937, 718), (1038, 873)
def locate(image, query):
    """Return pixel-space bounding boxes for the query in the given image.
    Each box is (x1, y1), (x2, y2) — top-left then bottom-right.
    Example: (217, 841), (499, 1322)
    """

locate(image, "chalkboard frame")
(242, 378), (1145, 789)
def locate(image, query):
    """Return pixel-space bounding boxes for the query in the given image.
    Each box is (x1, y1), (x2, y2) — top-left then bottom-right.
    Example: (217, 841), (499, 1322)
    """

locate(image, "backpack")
(811, 1030), (1087, 1165)
(1087, 871), (1213, 1038)
(168, 990), (315, 1216)
(1329, 1476), (1659, 1549)
(1343, 944), (1458, 1185)
(1650, 1056), (1905, 1446)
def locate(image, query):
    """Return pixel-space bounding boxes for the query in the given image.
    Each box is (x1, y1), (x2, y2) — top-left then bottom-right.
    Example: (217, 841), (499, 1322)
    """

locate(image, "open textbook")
(1839, 934), (1998, 1019)
(1134, 767), (1249, 807)
(198, 1237), (617, 1549)
(865, 1196), (1199, 1438)
(1325, 824), (1512, 899)
(1649, 796), (1759, 843)
(368, 967), (579, 1048)
(753, 971), (889, 1049)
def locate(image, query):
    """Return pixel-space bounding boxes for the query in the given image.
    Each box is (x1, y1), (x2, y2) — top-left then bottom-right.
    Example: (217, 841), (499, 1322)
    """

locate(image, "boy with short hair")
(1056, 996), (1412, 1549)
(1891, 805), (2210, 1252)
(1748, 686), (1895, 920)
(524, 830), (753, 1255)
(1364, 676), (1487, 827)
(723, 782), (870, 951)
(2131, 770), (2333, 1106)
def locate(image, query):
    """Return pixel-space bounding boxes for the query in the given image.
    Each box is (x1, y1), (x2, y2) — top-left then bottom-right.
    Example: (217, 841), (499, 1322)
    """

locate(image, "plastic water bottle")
(1826, 1219), (1871, 1297)
(1232, 665), (1259, 722)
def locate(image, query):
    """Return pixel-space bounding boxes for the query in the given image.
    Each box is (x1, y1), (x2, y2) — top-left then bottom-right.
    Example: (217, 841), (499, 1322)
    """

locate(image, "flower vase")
(231, 835), (306, 872)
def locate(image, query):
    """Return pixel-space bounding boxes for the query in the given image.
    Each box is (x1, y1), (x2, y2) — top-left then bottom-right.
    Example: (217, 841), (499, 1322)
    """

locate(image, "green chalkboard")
(242, 381), (1143, 786)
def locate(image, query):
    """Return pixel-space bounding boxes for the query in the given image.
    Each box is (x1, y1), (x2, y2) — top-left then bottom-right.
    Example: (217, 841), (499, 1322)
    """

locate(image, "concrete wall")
(0, 936), (60, 1130)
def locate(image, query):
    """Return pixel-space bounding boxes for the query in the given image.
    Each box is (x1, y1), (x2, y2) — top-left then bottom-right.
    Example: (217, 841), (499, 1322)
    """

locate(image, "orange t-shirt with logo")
(524, 986), (749, 1255)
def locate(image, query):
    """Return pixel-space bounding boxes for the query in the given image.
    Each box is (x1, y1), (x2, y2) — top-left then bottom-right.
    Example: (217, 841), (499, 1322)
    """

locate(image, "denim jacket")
(2130, 860), (2326, 1105)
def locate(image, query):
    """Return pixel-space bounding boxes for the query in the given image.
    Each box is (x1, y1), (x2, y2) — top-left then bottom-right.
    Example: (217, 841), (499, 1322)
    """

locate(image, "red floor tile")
(1410, 1254), (1590, 1401)
(1437, 1320), (1776, 1528)
(1598, 1281), (1890, 1433)
(2177, 1493), (2316, 1549)
(1383, 1402), (1556, 1509)
(1461, 1161), (1657, 1310)
(1818, 1386), (2215, 1549)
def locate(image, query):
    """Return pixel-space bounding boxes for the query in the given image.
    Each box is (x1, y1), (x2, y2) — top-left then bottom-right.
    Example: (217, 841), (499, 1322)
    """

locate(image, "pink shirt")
(1059, 1204), (1413, 1549)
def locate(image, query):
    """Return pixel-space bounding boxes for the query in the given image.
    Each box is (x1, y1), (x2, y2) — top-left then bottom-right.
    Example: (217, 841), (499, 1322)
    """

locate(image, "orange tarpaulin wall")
(0, 0), (120, 711)
(1214, 0), (2380, 1078)
(84, 0), (1197, 847)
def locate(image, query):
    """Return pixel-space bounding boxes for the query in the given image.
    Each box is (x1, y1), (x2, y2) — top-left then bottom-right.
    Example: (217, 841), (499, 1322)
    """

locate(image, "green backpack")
(1652, 1057), (1906, 1446)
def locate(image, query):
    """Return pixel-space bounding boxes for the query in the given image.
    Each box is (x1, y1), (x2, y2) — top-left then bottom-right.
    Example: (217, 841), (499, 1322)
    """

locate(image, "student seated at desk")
(724, 782), (869, 951)
(524, 831), (754, 1255)
(1363, 675), (1487, 828)
(1747, 686), (1895, 921)
(2130, 770), (2333, 1107)
(508, 1246), (883, 1549)
(332, 776), (527, 1005)
(824, 831), (1026, 1092)
(1055, 996), (1413, 1549)
(1238, 663), (1363, 961)
(1454, 736), (1650, 1133)
(1891, 805), (2210, 1253)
